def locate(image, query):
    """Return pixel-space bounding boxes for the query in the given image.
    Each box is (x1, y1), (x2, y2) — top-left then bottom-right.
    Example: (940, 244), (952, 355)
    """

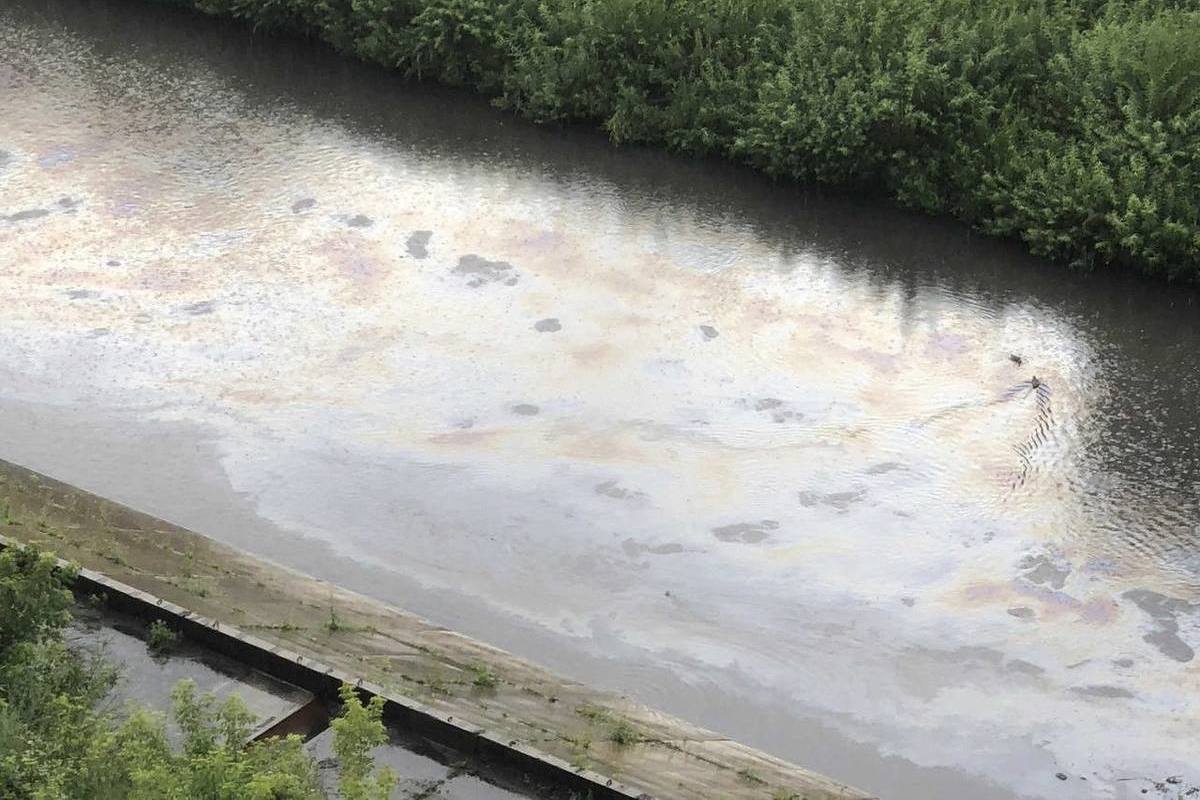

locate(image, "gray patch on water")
(952, 646), (1006, 666)
(406, 230), (432, 259)
(798, 488), (865, 512)
(1071, 684), (1135, 699)
(534, 318), (561, 333)
(865, 461), (903, 475)
(511, 404), (539, 416)
(699, 325), (719, 340)
(1123, 589), (1197, 663)
(797, 490), (821, 508)
(594, 480), (646, 502)
(57, 196), (79, 210)
(88, 328), (110, 338)
(825, 491), (864, 510)
(739, 397), (803, 424)
(66, 288), (97, 300)
(181, 300), (216, 316)
(454, 254), (518, 287)
(1019, 554), (1071, 590)
(1007, 607), (1036, 619)
(291, 198), (316, 213)
(1112, 657), (1135, 668)
(6, 208), (50, 222)
(712, 520), (779, 544)
(346, 214), (372, 228)
(900, 597), (916, 607)
(595, 481), (627, 499)
(106, 259), (121, 267)
(1007, 659), (1044, 676)
(959, 530), (996, 550)
(622, 538), (685, 558)
(133, 313), (152, 324)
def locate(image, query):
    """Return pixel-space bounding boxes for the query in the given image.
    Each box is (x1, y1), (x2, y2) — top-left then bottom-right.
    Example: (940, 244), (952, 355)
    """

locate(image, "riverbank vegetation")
(158, 0), (1199, 280)
(0, 544), (394, 800)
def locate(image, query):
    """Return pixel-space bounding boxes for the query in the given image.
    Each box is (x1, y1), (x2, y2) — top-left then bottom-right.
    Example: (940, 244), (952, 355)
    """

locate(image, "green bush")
(146, 620), (179, 655)
(0, 544), (394, 800)
(154, 0), (1200, 281)
(0, 545), (75, 652)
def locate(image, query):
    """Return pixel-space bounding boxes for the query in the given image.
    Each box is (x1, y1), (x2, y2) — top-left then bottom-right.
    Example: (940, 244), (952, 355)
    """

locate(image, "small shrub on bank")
(608, 718), (640, 746)
(159, 0), (1198, 280)
(146, 619), (179, 655)
(470, 663), (498, 688)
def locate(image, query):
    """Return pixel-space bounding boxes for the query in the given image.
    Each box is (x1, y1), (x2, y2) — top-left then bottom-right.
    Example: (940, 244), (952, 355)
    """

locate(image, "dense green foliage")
(0, 545), (394, 800)
(159, 0), (1199, 280)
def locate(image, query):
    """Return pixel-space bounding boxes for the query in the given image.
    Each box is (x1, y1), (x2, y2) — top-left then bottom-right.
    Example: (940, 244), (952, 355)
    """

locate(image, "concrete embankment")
(0, 458), (873, 800)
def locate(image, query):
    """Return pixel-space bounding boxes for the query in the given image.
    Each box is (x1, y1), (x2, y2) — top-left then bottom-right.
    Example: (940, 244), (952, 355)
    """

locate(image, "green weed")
(737, 767), (765, 784)
(147, 619), (179, 655)
(608, 719), (639, 746)
(471, 664), (499, 688)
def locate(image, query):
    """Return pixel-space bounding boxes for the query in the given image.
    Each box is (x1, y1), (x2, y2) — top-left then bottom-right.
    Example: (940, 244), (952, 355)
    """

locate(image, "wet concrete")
(2, 1), (1200, 798)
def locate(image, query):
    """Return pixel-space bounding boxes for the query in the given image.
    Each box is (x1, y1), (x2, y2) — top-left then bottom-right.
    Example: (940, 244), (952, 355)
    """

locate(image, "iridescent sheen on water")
(2, 2), (1198, 798)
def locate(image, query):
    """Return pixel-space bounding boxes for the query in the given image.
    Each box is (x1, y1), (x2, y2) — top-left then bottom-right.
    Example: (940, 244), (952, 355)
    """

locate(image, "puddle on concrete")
(68, 604), (310, 735)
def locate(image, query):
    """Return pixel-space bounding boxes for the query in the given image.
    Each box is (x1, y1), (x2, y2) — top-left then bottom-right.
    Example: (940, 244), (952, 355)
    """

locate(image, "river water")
(2, 2), (1199, 798)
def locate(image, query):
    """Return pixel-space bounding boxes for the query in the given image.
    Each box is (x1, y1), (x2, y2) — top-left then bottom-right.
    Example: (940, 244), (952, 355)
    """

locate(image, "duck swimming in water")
(1009, 354), (1023, 366)
(1030, 375), (1041, 389)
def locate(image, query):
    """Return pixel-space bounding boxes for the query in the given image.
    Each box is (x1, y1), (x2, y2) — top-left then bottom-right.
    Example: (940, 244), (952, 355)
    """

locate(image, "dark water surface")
(2, 2), (1199, 798)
